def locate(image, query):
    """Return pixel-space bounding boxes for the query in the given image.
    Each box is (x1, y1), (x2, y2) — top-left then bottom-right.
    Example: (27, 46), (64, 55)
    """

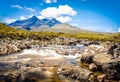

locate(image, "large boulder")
(108, 42), (120, 58)
(93, 52), (113, 66)
(5, 72), (21, 82)
(57, 63), (93, 82)
(93, 53), (120, 80)
(21, 67), (45, 82)
(81, 45), (107, 63)
(102, 58), (120, 80)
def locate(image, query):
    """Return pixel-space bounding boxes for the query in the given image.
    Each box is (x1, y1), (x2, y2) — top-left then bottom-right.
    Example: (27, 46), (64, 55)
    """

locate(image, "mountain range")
(9, 16), (61, 30)
(9, 16), (94, 33)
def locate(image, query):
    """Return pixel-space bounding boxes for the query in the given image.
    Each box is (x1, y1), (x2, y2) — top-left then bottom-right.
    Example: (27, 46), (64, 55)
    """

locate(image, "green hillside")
(0, 23), (120, 42)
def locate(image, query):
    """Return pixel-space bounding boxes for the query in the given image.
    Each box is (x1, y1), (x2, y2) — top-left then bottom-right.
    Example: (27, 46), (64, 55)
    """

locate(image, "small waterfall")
(19, 49), (62, 57)
(19, 49), (40, 55)
(18, 45), (84, 59)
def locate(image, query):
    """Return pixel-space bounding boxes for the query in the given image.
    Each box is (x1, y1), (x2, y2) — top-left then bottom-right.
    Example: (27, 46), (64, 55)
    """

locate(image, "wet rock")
(97, 74), (106, 82)
(7, 46), (16, 54)
(5, 72), (21, 82)
(57, 63), (93, 82)
(81, 45), (107, 63)
(93, 52), (113, 66)
(89, 63), (97, 71)
(0, 75), (6, 82)
(108, 42), (120, 58)
(14, 62), (24, 69)
(92, 52), (120, 80)
(0, 46), (8, 56)
(20, 67), (45, 82)
(102, 58), (120, 80)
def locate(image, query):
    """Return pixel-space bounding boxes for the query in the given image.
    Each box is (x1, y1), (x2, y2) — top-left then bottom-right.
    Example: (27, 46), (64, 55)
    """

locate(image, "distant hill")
(9, 16), (61, 30)
(32, 23), (94, 34)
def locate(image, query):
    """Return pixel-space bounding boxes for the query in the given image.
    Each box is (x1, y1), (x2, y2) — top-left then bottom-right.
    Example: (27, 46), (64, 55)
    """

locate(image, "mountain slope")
(0, 23), (16, 32)
(9, 16), (61, 29)
(32, 23), (94, 34)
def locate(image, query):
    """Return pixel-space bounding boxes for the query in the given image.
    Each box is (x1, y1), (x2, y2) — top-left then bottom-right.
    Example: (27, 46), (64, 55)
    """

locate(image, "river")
(0, 45), (84, 82)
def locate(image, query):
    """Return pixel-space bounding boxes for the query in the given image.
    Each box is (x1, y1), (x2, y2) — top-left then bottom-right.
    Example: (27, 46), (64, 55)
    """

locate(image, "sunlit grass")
(0, 23), (120, 42)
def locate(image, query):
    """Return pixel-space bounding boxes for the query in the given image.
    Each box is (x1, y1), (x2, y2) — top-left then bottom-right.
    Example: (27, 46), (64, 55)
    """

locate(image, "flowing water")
(0, 45), (84, 82)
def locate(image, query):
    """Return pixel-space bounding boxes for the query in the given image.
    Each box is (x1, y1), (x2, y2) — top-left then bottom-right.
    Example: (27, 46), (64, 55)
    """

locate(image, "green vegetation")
(93, 71), (104, 76)
(0, 23), (120, 42)
(79, 62), (89, 70)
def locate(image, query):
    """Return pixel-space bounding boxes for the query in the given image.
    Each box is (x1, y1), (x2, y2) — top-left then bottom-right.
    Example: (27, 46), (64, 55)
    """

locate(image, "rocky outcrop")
(108, 42), (120, 58)
(81, 45), (108, 63)
(5, 72), (21, 82)
(80, 43), (120, 81)
(93, 52), (113, 66)
(0, 39), (35, 56)
(102, 58), (120, 80)
(57, 63), (93, 82)
(20, 67), (45, 82)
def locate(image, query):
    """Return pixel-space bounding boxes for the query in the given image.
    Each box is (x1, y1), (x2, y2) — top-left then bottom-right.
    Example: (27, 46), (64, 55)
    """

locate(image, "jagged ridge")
(9, 16), (61, 28)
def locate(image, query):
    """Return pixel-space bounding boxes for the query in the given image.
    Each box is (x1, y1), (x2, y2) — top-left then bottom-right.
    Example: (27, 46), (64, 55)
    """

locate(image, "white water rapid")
(18, 45), (84, 59)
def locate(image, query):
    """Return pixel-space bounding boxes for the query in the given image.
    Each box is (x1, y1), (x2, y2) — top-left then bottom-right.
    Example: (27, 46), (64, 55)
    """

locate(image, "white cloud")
(39, 5), (77, 23)
(20, 16), (28, 20)
(56, 16), (72, 23)
(45, 0), (52, 3)
(40, 5), (77, 20)
(3, 18), (16, 24)
(11, 5), (23, 9)
(40, 7), (59, 18)
(20, 15), (35, 20)
(11, 5), (35, 12)
(24, 7), (35, 12)
(58, 5), (77, 16)
(37, 16), (45, 19)
(44, 0), (57, 3)
(118, 28), (120, 32)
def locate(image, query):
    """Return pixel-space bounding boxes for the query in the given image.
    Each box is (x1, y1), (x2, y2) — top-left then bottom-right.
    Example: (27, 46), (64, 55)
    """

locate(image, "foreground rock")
(4, 67), (46, 82)
(102, 58), (120, 80)
(80, 44), (120, 81)
(0, 61), (54, 82)
(93, 52), (113, 66)
(81, 45), (108, 63)
(108, 42), (120, 58)
(57, 63), (93, 82)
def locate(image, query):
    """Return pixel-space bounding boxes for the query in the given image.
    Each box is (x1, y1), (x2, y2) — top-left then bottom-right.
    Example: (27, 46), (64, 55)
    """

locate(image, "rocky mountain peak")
(8, 15), (61, 28)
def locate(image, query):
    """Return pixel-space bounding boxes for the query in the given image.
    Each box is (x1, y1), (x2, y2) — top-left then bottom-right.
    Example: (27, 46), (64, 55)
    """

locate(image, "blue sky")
(0, 0), (120, 32)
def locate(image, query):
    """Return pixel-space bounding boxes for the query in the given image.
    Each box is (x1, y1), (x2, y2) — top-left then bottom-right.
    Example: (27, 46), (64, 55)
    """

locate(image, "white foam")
(19, 49), (40, 55)
(18, 45), (83, 59)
